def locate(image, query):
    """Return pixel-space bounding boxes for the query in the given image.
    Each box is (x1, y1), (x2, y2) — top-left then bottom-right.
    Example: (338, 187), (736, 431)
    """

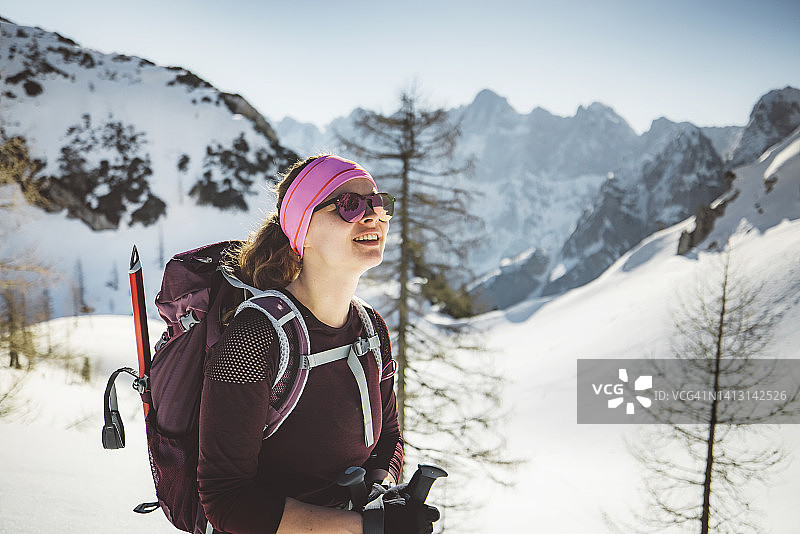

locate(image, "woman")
(198, 155), (438, 534)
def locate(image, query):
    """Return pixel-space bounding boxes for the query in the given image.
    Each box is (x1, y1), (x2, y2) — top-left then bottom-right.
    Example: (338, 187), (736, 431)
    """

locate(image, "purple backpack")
(103, 241), (382, 534)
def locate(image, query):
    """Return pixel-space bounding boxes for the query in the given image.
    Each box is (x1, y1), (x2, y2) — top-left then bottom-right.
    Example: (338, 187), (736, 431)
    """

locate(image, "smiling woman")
(198, 154), (440, 534)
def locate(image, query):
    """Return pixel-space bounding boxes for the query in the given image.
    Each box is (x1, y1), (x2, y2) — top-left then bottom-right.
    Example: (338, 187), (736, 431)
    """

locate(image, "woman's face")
(302, 178), (389, 275)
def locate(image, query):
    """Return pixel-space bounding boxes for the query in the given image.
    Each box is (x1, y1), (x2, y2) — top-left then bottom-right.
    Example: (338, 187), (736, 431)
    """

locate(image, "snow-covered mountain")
(274, 87), (796, 310)
(729, 87), (800, 167)
(0, 18), (297, 224)
(0, 18), (297, 317)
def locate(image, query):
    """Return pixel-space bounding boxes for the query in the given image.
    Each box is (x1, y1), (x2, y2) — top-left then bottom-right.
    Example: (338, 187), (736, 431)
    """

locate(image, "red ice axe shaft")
(129, 245), (152, 417)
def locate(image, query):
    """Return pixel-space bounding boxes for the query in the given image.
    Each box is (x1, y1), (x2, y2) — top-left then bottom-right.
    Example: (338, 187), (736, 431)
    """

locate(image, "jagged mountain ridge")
(469, 88), (799, 309)
(538, 122), (728, 298)
(275, 88), (799, 310)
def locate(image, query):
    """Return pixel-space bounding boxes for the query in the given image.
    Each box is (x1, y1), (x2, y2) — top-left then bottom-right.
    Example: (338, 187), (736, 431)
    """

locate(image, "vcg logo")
(592, 368), (653, 415)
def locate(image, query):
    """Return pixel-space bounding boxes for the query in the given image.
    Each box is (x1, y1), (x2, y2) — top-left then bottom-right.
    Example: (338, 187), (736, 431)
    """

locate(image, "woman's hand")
(381, 496), (440, 534)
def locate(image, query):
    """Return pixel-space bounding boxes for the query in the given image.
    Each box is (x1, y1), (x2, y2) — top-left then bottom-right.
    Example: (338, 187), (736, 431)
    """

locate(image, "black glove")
(380, 481), (408, 502)
(363, 470), (440, 534)
(382, 495), (440, 534)
(364, 482), (388, 507)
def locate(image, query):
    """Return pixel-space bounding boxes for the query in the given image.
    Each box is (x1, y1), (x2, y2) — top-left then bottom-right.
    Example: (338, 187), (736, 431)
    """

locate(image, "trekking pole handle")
(409, 464), (448, 503)
(338, 466), (368, 510)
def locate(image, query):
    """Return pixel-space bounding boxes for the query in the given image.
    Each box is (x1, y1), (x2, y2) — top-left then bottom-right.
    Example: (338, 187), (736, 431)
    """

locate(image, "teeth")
(354, 233), (379, 242)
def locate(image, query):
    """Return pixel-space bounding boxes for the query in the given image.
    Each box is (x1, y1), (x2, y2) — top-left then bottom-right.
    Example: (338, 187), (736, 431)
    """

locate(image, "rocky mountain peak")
(730, 86), (800, 166)
(472, 88), (514, 111)
(460, 88), (518, 128)
(575, 102), (627, 125)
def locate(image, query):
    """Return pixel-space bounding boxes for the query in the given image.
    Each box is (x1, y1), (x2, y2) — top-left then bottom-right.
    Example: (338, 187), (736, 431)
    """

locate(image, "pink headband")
(279, 155), (376, 257)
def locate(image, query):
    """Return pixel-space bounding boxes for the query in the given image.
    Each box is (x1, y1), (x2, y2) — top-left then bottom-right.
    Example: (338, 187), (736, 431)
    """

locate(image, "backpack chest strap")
(305, 335), (380, 368)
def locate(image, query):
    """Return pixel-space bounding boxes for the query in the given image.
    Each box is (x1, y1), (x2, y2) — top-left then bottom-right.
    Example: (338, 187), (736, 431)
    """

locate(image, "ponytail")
(225, 154), (322, 290)
(232, 212), (301, 290)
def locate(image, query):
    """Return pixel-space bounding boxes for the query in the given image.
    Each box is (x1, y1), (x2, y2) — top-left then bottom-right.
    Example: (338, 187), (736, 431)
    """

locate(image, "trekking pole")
(337, 466), (369, 510)
(407, 464), (448, 504)
(338, 464), (447, 534)
(128, 245), (152, 417)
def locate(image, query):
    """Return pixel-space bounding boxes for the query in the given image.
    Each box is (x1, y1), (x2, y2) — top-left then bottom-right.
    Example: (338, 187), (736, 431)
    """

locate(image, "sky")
(1, 0), (799, 133)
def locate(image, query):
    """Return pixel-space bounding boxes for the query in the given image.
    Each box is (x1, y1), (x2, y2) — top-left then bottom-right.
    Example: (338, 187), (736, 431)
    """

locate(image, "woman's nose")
(360, 201), (378, 222)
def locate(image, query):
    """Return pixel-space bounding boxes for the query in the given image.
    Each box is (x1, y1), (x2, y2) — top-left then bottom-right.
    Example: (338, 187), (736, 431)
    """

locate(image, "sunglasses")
(313, 192), (395, 223)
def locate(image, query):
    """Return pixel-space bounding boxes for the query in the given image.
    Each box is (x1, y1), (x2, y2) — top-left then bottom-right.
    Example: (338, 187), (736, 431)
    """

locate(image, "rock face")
(676, 173), (738, 256)
(470, 249), (550, 311)
(729, 87), (800, 167)
(0, 19), (296, 230)
(543, 124), (727, 297)
(34, 113), (164, 231)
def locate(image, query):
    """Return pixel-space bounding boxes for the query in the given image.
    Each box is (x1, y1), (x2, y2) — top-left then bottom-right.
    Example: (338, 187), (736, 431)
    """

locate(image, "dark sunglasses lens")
(338, 192), (367, 222)
(376, 193), (394, 217)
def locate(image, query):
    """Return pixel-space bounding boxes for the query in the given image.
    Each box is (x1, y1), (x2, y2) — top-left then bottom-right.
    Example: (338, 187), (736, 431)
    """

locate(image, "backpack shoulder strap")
(235, 289), (310, 385)
(218, 265), (264, 299)
(233, 289), (314, 439)
(351, 297), (382, 373)
(358, 302), (396, 381)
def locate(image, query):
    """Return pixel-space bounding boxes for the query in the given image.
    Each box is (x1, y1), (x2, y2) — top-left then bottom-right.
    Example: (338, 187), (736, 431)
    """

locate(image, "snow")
(2, 211), (800, 532)
(474, 218), (800, 533)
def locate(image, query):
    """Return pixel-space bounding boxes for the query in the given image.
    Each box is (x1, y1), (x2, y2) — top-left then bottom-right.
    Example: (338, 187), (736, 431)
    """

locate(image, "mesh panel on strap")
(206, 309), (274, 384)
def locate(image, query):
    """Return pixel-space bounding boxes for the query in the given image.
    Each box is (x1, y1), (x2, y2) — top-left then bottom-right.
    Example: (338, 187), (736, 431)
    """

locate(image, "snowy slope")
(2, 226), (798, 533)
(704, 126), (800, 246)
(2, 131), (799, 533)
(473, 125), (800, 533)
(476, 221), (800, 533)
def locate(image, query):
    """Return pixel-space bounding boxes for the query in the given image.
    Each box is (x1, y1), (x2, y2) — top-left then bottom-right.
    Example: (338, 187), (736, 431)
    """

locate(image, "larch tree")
(337, 90), (513, 499)
(617, 250), (800, 534)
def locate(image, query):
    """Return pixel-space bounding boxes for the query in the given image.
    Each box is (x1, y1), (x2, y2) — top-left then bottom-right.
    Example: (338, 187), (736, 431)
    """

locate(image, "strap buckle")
(132, 375), (150, 394)
(352, 335), (380, 357)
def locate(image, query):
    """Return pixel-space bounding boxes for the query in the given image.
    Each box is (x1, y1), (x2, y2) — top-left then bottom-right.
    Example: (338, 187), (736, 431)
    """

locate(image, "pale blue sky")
(2, 0), (798, 133)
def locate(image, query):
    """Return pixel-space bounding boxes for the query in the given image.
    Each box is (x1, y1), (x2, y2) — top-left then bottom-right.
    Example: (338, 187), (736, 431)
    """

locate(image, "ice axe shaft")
(409, 464), (448, 503)
(128, 245), (152, 418)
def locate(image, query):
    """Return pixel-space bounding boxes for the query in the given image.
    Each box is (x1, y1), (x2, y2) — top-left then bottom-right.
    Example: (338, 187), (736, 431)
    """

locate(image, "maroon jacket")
(198, 292), (403, 533)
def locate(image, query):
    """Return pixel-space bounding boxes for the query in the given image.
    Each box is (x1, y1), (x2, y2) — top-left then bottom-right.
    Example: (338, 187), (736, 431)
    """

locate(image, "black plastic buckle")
(132, 375), (150, 394)
(133, 501), (160, 514)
